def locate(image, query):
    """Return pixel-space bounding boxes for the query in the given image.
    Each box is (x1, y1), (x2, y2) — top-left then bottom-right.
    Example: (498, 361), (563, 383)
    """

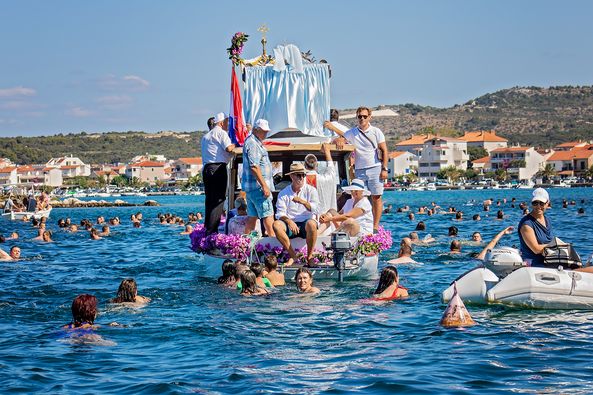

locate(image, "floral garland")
(227, 32), (249, 66)
(351, 227), (393, 256)
(189, 224), (393, 263)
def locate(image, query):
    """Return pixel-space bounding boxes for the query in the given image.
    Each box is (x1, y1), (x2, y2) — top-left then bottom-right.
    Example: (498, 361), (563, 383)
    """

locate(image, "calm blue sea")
(2, 188), (593, 394)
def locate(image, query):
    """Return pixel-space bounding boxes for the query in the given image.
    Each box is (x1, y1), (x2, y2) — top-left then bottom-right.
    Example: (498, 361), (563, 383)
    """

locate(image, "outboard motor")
(484, 247), (526, 279)
(331, 232), (352, 282)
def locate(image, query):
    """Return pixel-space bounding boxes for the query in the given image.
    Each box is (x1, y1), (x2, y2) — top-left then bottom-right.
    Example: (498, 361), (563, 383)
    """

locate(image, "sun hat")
(213, 112), (227, 123)
(304, 154), (318, 170)
(532, 187), (549, 203)
(286, 163), (307, 175)
(254, 119), (271, 132)
(342, 178), (371, 196)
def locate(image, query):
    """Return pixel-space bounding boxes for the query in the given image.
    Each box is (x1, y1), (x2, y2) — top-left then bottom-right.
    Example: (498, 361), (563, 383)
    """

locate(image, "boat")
(195, 139), (382, 281)
(2, 208), (52, 220)
(441, 247), (593, 309)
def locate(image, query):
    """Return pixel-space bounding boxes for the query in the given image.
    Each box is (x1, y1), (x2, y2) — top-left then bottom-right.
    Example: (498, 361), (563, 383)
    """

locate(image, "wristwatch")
(381, 167), (388, 171)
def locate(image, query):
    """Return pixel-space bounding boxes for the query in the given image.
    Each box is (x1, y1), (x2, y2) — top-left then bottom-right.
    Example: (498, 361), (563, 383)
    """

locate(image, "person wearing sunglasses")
(273, 163), (320, 267)
(518, 188), (553, 267)
(329, 106), (389, 233)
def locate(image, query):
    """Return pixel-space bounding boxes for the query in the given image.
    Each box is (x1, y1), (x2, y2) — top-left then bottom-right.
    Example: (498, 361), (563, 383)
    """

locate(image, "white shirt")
(201, 126), (233, 164)
(344, 125), (385, 170)
(306, 161), (337, 215)
(342, 197), (373, 235)
(275, 183), (319, 222)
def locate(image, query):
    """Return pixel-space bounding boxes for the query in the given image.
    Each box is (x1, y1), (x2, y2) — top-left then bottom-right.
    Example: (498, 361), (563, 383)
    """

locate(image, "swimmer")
(472, 214), (481, 221)
(475, 226), (514, 260)
(455, 211), (463, 220)
(41, 230), (53, 243)
(372, 266), (408, 300)
(448, 226), (459, 237)
(180, 225), (193, 235)
(240, 270), (269, 296)
(415, 221), (426, 231)
(0, 246), (20, 261)
(496, 210), (504, 220)
(110, 278), (150, 305)
(64, 294), (98, 329)
(408, 212), (415, 221)
(409, 231), (435, 245)
(69, 224), (78, 233)
(471, 232), (482, 243)
(99, 226), (110, 237)
(294, 267), (320, 294)
(217, 260), (237, 287)
(90, 228), (102, 240)
(263, 255), (285, 286)
(8, 231), (18, 240)
(387, 238), (417, 264)
(450, 240), (462, 254)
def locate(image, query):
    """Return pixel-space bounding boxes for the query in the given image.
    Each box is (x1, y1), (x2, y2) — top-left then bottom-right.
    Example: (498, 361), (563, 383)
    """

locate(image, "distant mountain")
(2, 85), (592, 165)
(338, 86), (593, 147)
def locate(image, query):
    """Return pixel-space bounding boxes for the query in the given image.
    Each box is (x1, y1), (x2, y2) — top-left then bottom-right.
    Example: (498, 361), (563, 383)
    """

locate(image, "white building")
(387, 151), (417, 179)
(130, 154), (167, 164)
(46, 155), (91, 178)
(0, 167), (18, 186)
(125, 161), (168, 185)
(418, 137), (468, 180)
(395, 133), (435, 155)
(173, 157), (203, 182)
(17, 165), (63, 187)
(490, 147), (545, 181)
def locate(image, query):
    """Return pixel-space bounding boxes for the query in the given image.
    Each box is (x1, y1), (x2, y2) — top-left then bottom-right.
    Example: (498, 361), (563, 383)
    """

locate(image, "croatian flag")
(229, 67), (247, 145)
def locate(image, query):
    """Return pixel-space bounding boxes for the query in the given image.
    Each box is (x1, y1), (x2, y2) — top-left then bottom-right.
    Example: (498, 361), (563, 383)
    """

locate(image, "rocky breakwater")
(52, 198), (160, 208)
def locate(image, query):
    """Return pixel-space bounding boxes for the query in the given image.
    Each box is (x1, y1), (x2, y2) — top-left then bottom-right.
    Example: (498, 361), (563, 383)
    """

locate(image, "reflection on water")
(1, 189), (593, 393)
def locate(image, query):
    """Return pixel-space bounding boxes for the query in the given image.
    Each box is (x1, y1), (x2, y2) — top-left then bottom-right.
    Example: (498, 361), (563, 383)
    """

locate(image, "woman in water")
(318, 178), (373, 236)
(110, 278), (150, 305)
(239, 270), (268, 296)
(64, 294), (98, 329)
(372, 266), (408, 300)
(294, 267), (320, 294)
(217, 259), (237, 287)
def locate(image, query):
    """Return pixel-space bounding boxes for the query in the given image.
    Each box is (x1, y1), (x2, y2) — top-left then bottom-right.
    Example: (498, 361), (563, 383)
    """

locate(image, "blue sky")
(1, 0), (592, 136)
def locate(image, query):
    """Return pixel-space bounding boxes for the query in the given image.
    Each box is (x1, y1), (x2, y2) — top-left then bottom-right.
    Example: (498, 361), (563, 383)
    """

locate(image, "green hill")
(2, 85), (593, 164)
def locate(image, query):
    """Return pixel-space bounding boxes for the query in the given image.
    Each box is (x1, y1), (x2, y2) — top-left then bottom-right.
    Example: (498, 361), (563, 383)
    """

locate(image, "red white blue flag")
(229, 67), (247, 145)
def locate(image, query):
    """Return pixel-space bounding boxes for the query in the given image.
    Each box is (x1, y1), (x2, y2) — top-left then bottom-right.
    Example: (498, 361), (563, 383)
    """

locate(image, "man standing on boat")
(243, 119), (275, 238)
(273, 163), (319, 267)
(201, 112), (235, 234)
(330, 107), (389, 232)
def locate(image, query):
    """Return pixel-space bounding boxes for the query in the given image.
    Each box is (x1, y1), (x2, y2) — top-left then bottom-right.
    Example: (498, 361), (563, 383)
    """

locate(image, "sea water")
(1, 189), (593, 394)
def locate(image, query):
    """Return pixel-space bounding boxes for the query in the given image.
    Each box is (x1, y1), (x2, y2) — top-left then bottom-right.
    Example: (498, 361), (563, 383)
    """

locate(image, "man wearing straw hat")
(201, 112), (235, 234)
(273, 163), (320, 267)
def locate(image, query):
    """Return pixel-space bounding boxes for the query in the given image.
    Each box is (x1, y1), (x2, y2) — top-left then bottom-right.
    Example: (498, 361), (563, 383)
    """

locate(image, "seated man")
(272, 163), (319, 267)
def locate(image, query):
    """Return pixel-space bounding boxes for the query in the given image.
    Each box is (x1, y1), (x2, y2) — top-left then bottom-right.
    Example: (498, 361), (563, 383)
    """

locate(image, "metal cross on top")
(257, 24), (269, 58)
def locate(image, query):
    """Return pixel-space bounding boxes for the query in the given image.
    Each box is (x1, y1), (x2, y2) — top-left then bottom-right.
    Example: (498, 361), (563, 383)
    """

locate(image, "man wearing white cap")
(273, 162), (319, 266)
(518, 187), (553, 267)
(201, 112), (235, 234)
(243, 119), (275, 237)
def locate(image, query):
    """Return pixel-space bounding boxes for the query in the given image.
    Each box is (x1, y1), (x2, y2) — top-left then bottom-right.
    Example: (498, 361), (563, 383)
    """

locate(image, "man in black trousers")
(201, 112), (235, 234)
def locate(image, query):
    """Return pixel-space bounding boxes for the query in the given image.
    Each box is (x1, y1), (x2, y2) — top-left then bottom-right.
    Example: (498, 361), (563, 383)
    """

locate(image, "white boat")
(2, 208), (52, 220)
(442, 247), (593, 309)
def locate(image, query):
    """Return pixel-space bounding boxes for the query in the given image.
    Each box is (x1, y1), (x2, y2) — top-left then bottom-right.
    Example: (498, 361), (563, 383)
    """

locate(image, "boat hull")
(442, 266), (593, 310)
(2, 208), (51, 220)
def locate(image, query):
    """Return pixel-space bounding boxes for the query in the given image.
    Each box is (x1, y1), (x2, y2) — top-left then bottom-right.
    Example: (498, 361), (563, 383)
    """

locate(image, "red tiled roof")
(491, 147), (530, 153)
(461, 130), (508, 143)
(17, 165), (35, 173)
(178, 157), (202, 165)
(389, 151), (407, 159)
(0, 166), (16, 174)
(472, 156), (490, 164)
(133, 161), (166, 167)
(60, 165), (79, 170)
(548, 150), (593, 161)
(395, 134), (436, 146)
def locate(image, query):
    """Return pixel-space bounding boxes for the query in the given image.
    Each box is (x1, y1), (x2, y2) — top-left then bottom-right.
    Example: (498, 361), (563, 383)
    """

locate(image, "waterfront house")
(460, 130), (508, 153)
(0, 167), (18, 186)
(46, 155), (91, 178)
(172, 157), (203, 182)
(125, 161), (168, 185)
(395, 133), (436, 156)
(490, 147), (545, 182)
(387, 151), (418, 179)
(417, 137), (468, 180)
(547, 147), (593, 177)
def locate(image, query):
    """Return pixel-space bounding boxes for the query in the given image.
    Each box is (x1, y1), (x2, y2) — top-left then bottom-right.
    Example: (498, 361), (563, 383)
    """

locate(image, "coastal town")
(0, 129), (592, 193)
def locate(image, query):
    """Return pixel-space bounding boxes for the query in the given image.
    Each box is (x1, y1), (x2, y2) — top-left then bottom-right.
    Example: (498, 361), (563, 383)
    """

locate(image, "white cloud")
(96, 95), (133, 110)
(123, 75), (150, 88)
(0, 100), (43, 110)
(0, 86), (36, 98)
(98, 74), (150, 91)
(66, 106), (94, 117)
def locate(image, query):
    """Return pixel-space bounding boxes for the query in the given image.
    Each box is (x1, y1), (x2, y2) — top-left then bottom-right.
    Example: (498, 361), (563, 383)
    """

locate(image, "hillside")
(2, 85), (593, 164)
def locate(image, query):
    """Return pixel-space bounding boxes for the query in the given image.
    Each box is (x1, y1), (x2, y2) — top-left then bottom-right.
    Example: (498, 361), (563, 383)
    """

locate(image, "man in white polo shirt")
(331, 106), (389, 232)
(201, 112), (235, 234)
